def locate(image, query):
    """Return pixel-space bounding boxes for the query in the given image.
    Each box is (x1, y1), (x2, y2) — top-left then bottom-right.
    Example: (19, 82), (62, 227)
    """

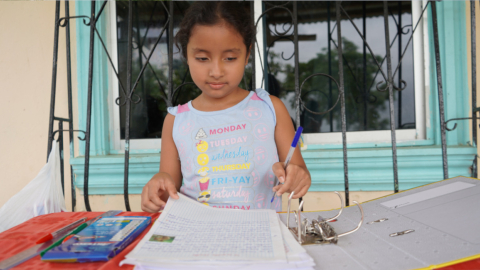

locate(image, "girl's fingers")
(141, 188), (151, 212)
(275, 173), (294, 196)
(285, 166), (301, 191)
(142, 188), (163, 212)
(165, 180), (179, 199)
(141, 172), (179, 213)
(277, 166), (301, 195)
(149, 182), (166, 207)
(276, 165), (311, 197)
(272, 162), (286, 184)
(142, 200), (162, 213)
(292, 183), (310, 199)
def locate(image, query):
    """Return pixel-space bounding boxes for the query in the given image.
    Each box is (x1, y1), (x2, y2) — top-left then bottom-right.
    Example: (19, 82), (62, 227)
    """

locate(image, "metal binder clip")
(389, 229), (414, 237)
(286, 191), (364, 245)
(367, 218), (388, 225)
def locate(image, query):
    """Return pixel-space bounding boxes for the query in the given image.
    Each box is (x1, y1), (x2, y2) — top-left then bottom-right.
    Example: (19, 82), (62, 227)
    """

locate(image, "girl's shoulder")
(252, 88), (274, 104)
(253, 88), (283, 107)
(167, 103), (190, 116)
(252, 88), (288, 127)
(258, 90), (284, 109)
(251, 88), (269, 101)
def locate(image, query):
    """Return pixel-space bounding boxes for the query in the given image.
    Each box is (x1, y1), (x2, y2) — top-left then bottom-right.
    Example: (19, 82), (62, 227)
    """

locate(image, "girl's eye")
(196, 57), (208, 61)
(226, 57), (237, 61)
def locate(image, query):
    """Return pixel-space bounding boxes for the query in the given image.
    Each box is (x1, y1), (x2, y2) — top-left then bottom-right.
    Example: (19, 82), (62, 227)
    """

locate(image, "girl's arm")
(270, 96), (311, 199)
(141, 113), (182, 212)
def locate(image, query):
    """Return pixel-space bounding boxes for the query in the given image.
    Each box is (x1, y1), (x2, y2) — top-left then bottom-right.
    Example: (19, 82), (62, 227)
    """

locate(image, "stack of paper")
(120, 194), (314, 270)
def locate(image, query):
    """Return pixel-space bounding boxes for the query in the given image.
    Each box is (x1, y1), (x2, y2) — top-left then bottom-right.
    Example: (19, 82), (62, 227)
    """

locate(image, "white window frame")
(108, 1), (162, 151)
(107, 0), (429, 151)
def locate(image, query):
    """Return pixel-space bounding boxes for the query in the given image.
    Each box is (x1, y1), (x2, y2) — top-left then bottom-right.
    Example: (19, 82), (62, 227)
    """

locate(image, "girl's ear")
(245, 45), (252, 65)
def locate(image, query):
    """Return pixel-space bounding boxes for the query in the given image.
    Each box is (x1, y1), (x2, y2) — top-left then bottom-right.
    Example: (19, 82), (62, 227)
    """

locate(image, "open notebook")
(120, 193), (314, 270)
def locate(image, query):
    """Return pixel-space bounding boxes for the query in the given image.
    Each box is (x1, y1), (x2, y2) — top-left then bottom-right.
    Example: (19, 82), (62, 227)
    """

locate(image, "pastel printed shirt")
(167, 89), (281, 211)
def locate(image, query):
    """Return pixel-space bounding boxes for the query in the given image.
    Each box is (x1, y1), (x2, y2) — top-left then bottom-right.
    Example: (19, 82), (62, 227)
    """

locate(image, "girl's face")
(187, 22), (249, 100)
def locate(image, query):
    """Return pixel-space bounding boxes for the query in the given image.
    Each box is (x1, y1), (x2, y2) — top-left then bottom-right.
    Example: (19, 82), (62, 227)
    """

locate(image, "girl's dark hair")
(175, 1), (255, 60)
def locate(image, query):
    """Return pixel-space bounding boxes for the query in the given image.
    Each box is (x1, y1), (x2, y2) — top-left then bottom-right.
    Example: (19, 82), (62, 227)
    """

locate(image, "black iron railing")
(47, 1), (478, 211)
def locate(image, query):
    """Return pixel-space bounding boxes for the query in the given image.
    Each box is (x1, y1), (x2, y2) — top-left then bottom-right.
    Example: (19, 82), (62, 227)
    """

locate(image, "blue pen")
(271, 126), (303, 203)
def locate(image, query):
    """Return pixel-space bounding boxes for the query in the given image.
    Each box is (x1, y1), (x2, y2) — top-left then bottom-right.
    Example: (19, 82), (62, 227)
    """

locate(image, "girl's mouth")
(208, 82), (226, 90)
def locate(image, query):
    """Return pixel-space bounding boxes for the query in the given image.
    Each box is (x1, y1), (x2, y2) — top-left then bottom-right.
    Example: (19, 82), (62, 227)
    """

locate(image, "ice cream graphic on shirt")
(195, 128), (208, 140)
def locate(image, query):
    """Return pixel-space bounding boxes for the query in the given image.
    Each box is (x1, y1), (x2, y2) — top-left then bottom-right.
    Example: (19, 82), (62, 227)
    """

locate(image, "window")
(260, 1), (428, 145)
(108, 1), (429, 150)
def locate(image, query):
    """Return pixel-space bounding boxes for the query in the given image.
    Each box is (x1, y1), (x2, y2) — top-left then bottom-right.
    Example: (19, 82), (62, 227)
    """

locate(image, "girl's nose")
(209, 60), (224, 78)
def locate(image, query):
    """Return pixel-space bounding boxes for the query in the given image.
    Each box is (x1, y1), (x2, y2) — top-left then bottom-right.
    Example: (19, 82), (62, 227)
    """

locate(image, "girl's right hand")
(141, 172), (180, 213)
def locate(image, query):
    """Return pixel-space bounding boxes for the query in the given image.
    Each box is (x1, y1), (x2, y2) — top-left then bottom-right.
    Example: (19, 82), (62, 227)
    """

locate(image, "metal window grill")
(47, 0), (478, 212)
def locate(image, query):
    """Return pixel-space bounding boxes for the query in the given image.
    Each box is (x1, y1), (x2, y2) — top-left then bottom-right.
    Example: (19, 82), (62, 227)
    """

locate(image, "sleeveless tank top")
(167, 89), (281, 211)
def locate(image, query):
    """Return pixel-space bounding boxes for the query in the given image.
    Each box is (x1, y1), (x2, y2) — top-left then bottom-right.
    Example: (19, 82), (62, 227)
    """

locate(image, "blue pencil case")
(41, 216), (151, 263)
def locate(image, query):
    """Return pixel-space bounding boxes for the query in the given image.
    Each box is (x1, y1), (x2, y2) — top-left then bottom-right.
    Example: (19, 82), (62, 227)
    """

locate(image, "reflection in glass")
(116, 1), (199, 140)
(264, 1), (415, 133)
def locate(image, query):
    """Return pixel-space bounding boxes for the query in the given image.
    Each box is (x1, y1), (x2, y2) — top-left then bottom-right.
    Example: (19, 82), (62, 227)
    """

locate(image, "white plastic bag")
(0, 141), (67, 233)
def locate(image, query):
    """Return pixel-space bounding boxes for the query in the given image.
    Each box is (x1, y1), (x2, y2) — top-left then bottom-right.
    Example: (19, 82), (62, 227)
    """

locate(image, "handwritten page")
(125, 194), (287, 263)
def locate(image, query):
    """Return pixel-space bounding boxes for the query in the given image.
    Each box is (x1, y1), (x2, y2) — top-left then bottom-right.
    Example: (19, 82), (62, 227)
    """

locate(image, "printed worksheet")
(125, 194), (287, 262)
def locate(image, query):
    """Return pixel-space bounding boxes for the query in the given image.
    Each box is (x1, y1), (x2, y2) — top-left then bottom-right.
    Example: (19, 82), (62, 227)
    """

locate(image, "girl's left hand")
(272, 162), (311, 199)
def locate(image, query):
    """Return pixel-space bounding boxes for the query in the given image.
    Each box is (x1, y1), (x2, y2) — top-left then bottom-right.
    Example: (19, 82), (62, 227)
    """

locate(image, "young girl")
(141, 2), (311, 212)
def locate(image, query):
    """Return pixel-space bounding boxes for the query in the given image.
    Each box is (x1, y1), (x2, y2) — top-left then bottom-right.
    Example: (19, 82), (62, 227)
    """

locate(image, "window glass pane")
(264, 1), (415, 133)
(116, 1), (199, 140)
(116, 1), (252, 140)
